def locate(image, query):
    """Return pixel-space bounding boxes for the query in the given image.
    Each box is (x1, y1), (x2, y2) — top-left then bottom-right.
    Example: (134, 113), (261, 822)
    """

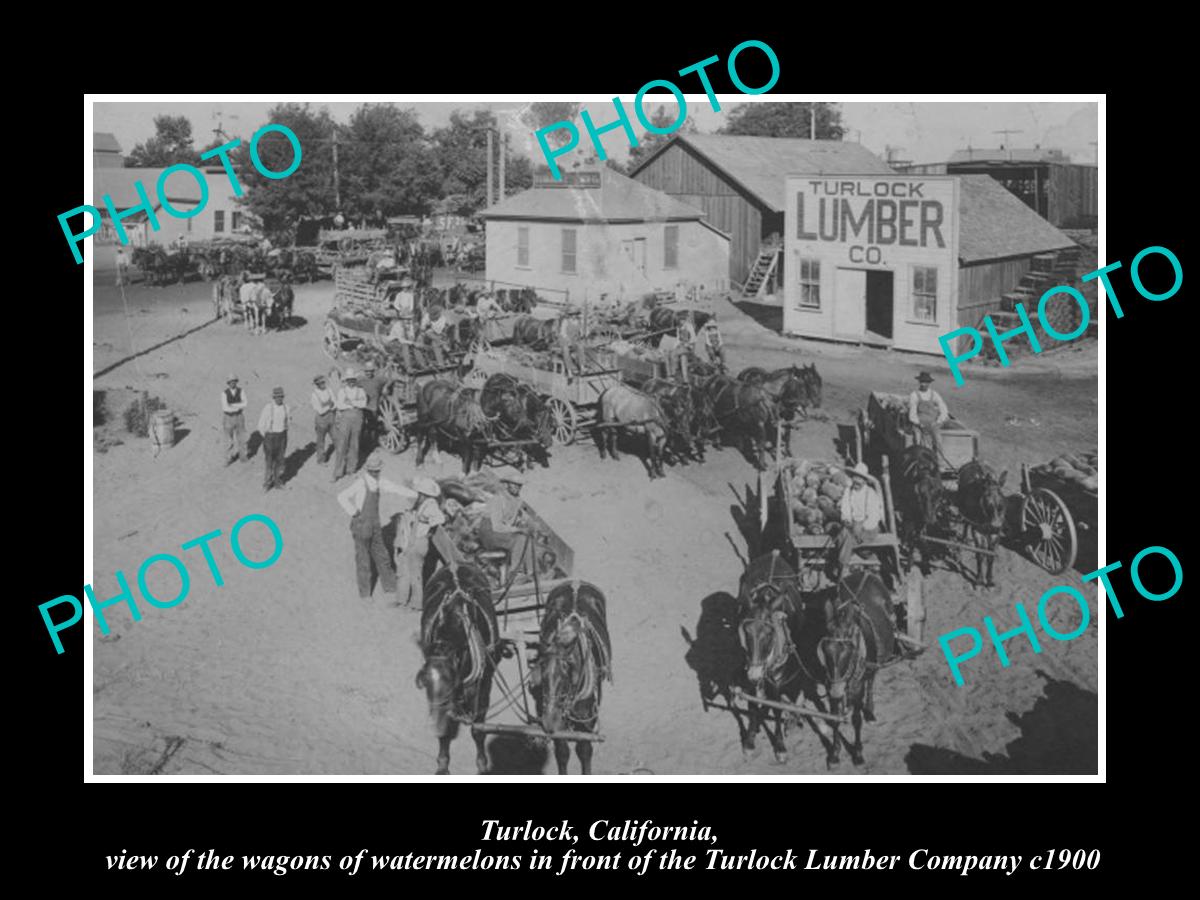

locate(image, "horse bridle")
(542, 612), (604, 727)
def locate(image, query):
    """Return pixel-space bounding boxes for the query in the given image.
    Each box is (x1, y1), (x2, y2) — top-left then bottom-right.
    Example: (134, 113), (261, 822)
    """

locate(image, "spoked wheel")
(323, 320), (342, 359)
(377, 393), (411, 454)
(1021, 487), (1077, 575)
(589, 325), (622, 344)
(547, 398), (577, 445)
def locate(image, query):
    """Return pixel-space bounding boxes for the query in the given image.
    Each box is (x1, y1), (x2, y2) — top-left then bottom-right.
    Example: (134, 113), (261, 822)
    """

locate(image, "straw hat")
(364, 450), (384, 472)
(413, 476), (441, 497)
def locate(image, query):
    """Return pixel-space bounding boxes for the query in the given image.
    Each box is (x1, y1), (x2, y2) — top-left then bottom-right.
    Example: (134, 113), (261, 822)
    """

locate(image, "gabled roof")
(480, 166), (705, 223)
(949, 147), (1070, 165)
(630, 134), (894, 213)
(958, 174), (1075, 263)
(94, 132), (122, 153)
(93, 166), (237, 210)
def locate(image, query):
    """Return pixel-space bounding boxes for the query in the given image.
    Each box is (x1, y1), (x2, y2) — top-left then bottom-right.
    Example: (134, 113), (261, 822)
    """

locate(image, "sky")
(93, 98), (1098, 167)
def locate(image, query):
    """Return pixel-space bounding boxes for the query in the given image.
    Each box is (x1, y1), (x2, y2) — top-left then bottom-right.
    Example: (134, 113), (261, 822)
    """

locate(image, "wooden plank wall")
(1048, 165), (1098, 228)
(957, 257), (1034, 325)
(634, 144), (764, 286)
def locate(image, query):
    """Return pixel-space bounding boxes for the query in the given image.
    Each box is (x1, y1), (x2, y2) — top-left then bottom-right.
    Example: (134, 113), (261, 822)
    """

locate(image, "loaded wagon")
(324, 264), (417, 358)
(467, 345), (621, 446)
(1017, 451), (1098, 575)
(860, 391), (979, 484)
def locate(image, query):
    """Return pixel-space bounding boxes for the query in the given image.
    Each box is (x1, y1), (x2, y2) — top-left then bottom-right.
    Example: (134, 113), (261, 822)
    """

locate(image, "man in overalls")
(908, 371), (949, 456)
(221, 375), (247, 465)
(395, 476), (445, 610)
(337, 451), (415, 600)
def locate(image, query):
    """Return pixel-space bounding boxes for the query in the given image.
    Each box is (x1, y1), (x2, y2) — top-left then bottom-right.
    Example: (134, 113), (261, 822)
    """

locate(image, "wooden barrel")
(151, 409), (175, 448)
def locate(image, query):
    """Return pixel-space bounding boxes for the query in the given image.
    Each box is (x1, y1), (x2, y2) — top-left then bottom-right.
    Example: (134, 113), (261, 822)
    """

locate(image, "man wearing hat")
(395, 476), (446, 609)
(338, 450), (416, 600)
(332, 368), (368, 481)
(420, 304), (449, 343)
(359, 360), (386, 455)
(908, 371), (950, 455)
(310, 374), (335, 464)
(221, 375), (247, 465)
(256, 387), (290, 491)
(702, 318), (726, 370)
(831, 462), (884, 579)
(477, 475), (531, 575)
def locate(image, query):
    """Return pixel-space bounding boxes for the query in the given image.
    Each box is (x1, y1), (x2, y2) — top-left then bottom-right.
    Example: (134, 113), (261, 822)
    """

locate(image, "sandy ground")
(91, 275), (1098, 775)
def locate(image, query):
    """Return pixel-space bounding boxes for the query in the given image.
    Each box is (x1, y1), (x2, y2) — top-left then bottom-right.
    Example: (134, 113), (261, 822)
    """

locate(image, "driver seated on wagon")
(829, 463), (884, 581)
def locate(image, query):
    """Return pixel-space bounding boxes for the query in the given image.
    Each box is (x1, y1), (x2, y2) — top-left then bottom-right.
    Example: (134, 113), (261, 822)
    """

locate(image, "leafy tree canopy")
(126, 115), (200, 167)
(719, 102), (846, 140)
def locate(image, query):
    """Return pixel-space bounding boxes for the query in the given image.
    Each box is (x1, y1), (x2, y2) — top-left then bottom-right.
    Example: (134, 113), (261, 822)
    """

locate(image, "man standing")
(395, 476), (445, 610)
(908, 371), (950, 455)
(478, 475), (531, 575)
(257, 387), (289, 491)
(337, 451), (415, 600)
(311, 374), (335, 465)
(360, 360), (386, 455)
(332, 368), (368, 481)
(115, 246), (129, 287)
(222, 375), (247, 465)
(702, 319), (726, 371)
(831, 463), (884, 580)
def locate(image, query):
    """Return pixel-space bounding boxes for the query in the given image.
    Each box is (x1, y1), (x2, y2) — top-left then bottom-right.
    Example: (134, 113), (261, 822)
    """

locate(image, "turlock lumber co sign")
(783, 175), (960, 355)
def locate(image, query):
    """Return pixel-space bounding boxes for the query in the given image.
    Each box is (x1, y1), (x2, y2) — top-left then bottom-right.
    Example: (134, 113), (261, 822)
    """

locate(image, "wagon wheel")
(461, 368), (490, 390)
(377, 392), (412, 454)
(589, 324), (622, 343)
(547, 398), (578, 445)
(1021, 487), (1077, 575)
(323, 320), (343, 359)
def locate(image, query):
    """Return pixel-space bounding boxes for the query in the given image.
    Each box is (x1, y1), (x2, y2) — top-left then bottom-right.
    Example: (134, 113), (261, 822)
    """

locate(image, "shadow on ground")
(733, 300), (783, 334)
(905, 670), (1097, 774)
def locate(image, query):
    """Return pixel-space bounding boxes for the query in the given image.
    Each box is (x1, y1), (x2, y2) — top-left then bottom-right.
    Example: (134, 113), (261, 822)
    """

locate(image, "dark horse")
(816, 570), (896, 767)
(647, 306), (714, 346)
(532, 581), (612, 775)
(596, 383), (669, 479)
(480, 373), (553, 470)
(415, 380), (492, 473)
(416, 564), (500, 774)
(511, 314), (559, 350)
(955, 460), (1008, 588)
(641, 377), (701, 463)
(894, 445), (944, 574)
(698, 374), (776, 469)
(738, 364), (823, 455)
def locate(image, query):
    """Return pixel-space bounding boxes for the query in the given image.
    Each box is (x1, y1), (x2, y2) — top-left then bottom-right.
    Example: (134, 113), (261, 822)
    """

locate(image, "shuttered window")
(561, 228), (577, 274)
(517, 226), (530, 267)
(664, 225), (679, 269)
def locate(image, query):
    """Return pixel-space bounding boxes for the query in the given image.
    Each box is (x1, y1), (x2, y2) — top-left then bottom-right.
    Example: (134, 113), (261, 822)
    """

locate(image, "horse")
(817, 570), (896, 766)
(646, 307), (714, 347)
(641, 377), (700, 463)
(272, 278), (295, 326)
(415, 379), (492, 473)
(734, 552), (814, 763)
(416, 564), (500, 774)
(955, 460), (1008, 588)
(480, 374), (553, 469)
(532, 581), (612, 775)
(894, 445), (944, 574)
(511, 315), (559, 350)
(737, 364), (822, 455)
(595, 383), (669, 479)
(697, 374), (776, 469)
(242, 282), (274, 335)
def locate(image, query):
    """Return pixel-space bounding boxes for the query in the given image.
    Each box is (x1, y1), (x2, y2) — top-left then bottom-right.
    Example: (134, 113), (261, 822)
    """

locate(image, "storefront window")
(797, 256), (820, 309)
(913, 266), (938, 321)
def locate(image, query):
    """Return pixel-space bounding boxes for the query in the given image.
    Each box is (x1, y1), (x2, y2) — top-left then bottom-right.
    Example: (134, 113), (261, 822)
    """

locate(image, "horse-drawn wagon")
(417, 473), (610, 774)
(467, 345), (621, 446)
(860, 391), (980, 483)
(1017, 451), (1098, 575)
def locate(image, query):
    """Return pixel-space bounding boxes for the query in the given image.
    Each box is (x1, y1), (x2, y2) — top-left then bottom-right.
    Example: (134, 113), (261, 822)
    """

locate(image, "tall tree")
(238, 103), (338, 240)
(126, 115), (200, 167)
(433, 109), (531, 216)
(520, 102), (582, 147)
(720, 102), (846, 140)
(339, 105), (438, 223)
(627, 105), (696, 170)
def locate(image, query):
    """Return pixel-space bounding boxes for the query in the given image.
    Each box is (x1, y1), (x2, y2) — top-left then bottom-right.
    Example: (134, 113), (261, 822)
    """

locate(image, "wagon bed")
(1018, 457), (1098, 574)
(864, 391), (979, 481)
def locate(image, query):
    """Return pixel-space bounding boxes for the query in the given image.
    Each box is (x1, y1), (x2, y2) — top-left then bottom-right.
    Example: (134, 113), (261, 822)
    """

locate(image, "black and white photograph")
(85, 96), (1100, 777)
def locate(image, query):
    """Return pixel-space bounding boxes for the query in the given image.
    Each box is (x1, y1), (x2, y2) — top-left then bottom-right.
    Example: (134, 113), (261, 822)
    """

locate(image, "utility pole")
(486, 129), (494, 209)
(499, 131), (507, 203)
(993, 128), (1023, 158)
(332, 130), (341, 211)
(810, 102), (816, 140)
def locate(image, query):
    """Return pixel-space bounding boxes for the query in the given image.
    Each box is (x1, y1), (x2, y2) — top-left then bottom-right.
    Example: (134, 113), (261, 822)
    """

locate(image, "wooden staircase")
(741, 248), (779, 298)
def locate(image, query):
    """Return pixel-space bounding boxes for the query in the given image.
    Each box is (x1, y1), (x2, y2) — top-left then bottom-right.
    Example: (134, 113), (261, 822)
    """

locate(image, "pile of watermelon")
(1034, 450), (1098, 493)
(785, 460), (850, 536)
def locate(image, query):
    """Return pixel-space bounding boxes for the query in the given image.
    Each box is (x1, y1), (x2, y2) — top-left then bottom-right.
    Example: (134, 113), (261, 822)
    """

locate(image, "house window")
(517, 226), (530, 268)
(797, 256), (820, 309)
(561, 228), (577, 274)
(664, 225), (679, 269)
(232, 211), (243, 232)
(912, 266), (938, 322)
(214, 210), (225, 233)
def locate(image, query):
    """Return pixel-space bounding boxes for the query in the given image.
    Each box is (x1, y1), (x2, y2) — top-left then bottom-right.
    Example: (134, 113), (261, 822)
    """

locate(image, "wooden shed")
(630, 135), (894, 291)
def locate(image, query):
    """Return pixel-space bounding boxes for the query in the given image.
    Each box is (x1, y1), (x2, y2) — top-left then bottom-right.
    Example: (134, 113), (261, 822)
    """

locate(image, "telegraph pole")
(332, 130), (341, 211)
(498, 131), (507, 203)
(993, 128), (1023, 158)
(486, 129), (494, 208)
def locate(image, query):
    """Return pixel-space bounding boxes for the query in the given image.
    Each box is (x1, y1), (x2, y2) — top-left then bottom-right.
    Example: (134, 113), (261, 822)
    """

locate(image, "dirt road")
(91, 277), (1098, 775)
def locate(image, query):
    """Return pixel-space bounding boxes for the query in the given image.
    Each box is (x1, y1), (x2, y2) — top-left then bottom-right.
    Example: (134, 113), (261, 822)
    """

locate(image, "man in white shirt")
(831, 462), (884, 579)
(311, 374), (335, 465)
(337, 451), (416, 600)
(475, 292), (502, 317)
(332, 369), (368, 481)
(256, 387), (289, 491)
(115, 247), (128, 287)
(421, 305), (449, 342)
(908, 371), (950, 455)
(221, 375), (247, 465)
(395, 476), (446, 609)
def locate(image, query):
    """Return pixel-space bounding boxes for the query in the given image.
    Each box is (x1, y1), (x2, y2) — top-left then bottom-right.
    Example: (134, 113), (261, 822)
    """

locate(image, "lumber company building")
(480, 166), (730, 304)
(782, 173), (1076, 354)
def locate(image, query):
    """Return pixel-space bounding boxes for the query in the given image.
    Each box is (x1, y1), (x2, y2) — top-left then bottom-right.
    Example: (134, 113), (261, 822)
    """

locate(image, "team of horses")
(214, 275), (295, 335)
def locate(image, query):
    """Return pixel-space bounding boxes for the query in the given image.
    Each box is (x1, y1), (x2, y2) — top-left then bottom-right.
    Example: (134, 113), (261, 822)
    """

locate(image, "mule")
(894, 445), (944, 574)
(415, 379), (492, 473)
(956, 460), (1008, 588)
(532, 581), (612, 775)
(698, 374), (776, 469)
(817, 571), (896, 767)
(595, 383), (669, 479)
(416, 564), (500, 774)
